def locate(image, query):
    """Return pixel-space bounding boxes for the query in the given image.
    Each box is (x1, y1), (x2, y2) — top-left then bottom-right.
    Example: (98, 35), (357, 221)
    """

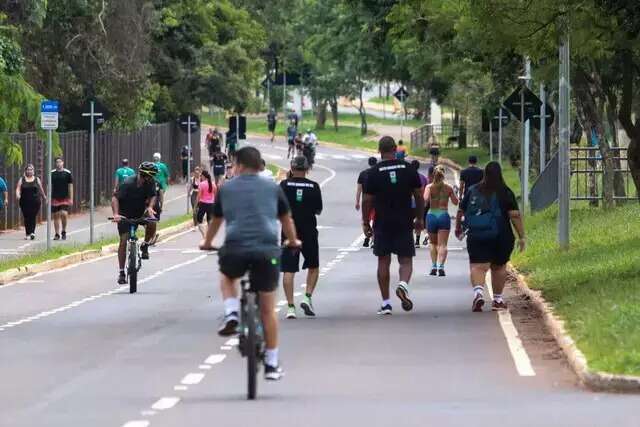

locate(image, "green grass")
(0, 213), (192, 274)
(512, 204), (640, 376)
(368, 95), (392, 104)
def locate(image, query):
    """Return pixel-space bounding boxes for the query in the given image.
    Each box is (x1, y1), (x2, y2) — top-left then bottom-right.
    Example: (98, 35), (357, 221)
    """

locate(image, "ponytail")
(202, 170), (213, 193)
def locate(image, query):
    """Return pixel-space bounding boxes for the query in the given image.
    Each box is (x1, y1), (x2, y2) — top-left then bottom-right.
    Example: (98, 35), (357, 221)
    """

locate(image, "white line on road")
(199, 365), (211, 370)
(181, 373), (205, 385)
(122, 421), (150, 427)
(151, 397), (180, 410)
(173, 385), (188, 391)
(224, 338), (239, 346)
(204, 354), (226, 365)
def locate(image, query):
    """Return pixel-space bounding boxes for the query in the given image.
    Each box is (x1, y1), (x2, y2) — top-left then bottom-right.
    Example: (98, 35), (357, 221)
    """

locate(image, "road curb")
(511, 267), (640, 392)
(0, 220), (193, 286)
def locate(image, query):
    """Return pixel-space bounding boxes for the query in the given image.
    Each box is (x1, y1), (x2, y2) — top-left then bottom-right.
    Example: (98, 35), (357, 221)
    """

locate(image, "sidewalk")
(0, 183), (190, 260)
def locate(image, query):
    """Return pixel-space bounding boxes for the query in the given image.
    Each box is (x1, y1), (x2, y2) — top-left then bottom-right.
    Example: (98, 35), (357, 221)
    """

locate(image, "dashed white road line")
(122, 421), (150, 427)
(204, 354), (226, 365)
(181, 373), (205, 385)
(151, 397), (180, 410)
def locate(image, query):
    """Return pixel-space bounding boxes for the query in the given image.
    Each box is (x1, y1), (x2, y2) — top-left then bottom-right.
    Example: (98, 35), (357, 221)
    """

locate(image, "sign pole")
(46, 129), (52, 250)
(89, 101), (95, 244)
(283, 67), (287, 142)
(187, 114), (192, 214)
(520, 86), (525, 213)
(523, 59), (531, 214)
(540, 84), (547, 172)
(400, 94), (405, 140)
(498, 108), (503, 166)
(558, 32), (571, 249)
(489, 117), (493, 162)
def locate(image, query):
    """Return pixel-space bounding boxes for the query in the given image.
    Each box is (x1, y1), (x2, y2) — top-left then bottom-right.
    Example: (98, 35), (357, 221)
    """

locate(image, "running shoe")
(415, 236), (421, 248)
(492, 300), (508, 311)
(117, 272), (127, 285)
(218, 312), (239, 336)
(300, 296), (316, 317)
(53, 234), (60, 241)
(30, 234), (35, 240)
(429, 268), (438, 276)
(286, 306), (297, 319)
(264, 363), (285, 381)
(472, 294), (485, 312)
(363, 237), (370, 248)
(395, 283), (414, 312)
(422, 237), (429, 246)
(140, 243), (150, 260)
(377, 304), (392, 315)
(438, 269), (446, 277)
(61, 231), (67, 240)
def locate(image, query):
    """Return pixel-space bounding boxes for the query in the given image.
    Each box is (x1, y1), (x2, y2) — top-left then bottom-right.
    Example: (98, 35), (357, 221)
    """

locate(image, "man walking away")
(114, 159), (135, 193)
(212, 151), (228, 186)
(287, 122), (297, 159)
(51, 157), (73, 240)
(363, 136), (425, 315)
(280, 156), (323, 319)
(180, 145), (190, 183)
(267, 109), (277, 143)
(355, 156), (378, 247)
(411, 160), (429, 248)
(459, 155), (483, 202)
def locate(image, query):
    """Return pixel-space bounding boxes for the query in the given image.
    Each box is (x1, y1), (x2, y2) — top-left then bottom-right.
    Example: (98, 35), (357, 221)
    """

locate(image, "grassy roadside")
(0, 213), (192, 274)
(511, 204), (640, 376)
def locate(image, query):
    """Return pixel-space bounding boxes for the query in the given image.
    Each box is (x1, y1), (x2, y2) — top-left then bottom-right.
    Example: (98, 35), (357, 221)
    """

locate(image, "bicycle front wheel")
(245, 293), (258, 400)
(128, 242), (138, 294)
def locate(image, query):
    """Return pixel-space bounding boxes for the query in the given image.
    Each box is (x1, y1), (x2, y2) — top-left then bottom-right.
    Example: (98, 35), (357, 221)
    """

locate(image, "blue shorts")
(427, 211), (451, 234)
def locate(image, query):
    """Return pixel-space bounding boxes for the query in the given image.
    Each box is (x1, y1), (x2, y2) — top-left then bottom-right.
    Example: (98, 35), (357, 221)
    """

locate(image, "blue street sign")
(41, 100), (60, 113)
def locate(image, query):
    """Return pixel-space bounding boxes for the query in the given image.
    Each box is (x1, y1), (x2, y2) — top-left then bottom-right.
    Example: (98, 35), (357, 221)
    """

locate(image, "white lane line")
(181, 373), (205, 385)
(263, 153), (281, 160)
(140, 411), (156, 416)
(314, 163), (337, 189)
(300, 283), (306, 288)
(151, 397), (180, 410)
(204, 354), (226, 365)
(122, 421), (150, 427)
(331, 154), (348, 160)
(199, 365), (212, 370)
(314, 153), (327, 160)
(351, 154), (368, 159)
(224, 337), (239, 346)
(220, 345), (232, 350)
(173, 385), (188, 391)
(487, 273), (536, 377)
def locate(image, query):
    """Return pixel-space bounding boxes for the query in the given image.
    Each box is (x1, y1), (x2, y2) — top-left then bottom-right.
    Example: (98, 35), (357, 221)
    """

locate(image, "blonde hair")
(433, 165), (446, 184)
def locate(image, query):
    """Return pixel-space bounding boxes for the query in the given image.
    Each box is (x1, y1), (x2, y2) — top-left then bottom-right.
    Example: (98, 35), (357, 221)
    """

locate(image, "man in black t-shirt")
(51, 157), (74, 241)
(267, 109), (277, 142)
(111, 162), (158, 285)
(459, 155), (484, 202)
(363, 136), (425, 316)
(280, 156), (323, 318)
(211, 151), (228, 185)
(355, 156), (378, 247)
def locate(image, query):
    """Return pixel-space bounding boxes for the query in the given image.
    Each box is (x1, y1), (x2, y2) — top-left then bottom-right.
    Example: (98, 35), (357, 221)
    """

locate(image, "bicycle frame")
(238, 278), (265, 400)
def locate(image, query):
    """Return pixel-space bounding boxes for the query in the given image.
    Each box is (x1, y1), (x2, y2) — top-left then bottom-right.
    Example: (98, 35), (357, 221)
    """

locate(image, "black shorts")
(117, 222), (139, 236)
(218, 249), (280, 292)
(268, 123), (276, 132)
(196, 202), (215, 224)
(466, 235), (515, 265)
(373, 229), (415, 258)
(52, 205), (70, 213)
(281, 230), (319, 273)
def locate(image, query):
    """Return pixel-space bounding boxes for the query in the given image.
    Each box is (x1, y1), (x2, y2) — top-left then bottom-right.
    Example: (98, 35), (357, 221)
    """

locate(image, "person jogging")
(286, 122), (297, 159)
(424, 165), (458, 276)
(15, 165), (47, 240)
(196, 170), (216, 237)
(455, 161), (526, 312)
(189, 166), (202, 229)
(356, 156), (378, 248)
(114, 159), (135, 193)
(459, 155), (484, 201)
(152, 152), (170, 236)
(411, 160), (428, 248)
(362, 136), (425, 315)
(200, 146), (301, 380)
(280, 156), (323, 319)
(211, 151), (228, 185)
(111, 162), (158, 285)
(50, 157), (74, 240)
(267, 109), (277, 143)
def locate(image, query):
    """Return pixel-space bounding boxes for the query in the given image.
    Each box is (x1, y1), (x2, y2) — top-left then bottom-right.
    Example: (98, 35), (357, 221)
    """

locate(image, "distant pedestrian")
(226, 130), (237, 161)
(267, 109), (277, 143)
(429, 146), (440, 167)
(180, 145), (190, 182)
(455, 161), (526, 312)
(395, 140), (408, 160)
(424, 165), (458, 276)
(51, 157), (74, 240)
(15, 164), (46, 240)
(114, 159), (135, 193)
(0, 175), (8, 213)
(362, 136), (425, 315)
(410, 160), (428, 248)
(459, 155), (483, 202)
(355, 156), (378, 248)
(153, 152), (170, 205)
(211, 151), (228, 186)
(196, 170), (216, 237)
(288, 110), (299, 128)
(286, 122), (297, 159)
(189, 166), (202, 228)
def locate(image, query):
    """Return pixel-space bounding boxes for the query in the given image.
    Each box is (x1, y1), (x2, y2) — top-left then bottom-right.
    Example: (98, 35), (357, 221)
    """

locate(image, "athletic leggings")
(20, 198), (40, 236)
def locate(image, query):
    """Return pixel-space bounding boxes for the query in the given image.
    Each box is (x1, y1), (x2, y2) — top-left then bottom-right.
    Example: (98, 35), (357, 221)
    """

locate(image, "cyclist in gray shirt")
(200, 146), (300, 381)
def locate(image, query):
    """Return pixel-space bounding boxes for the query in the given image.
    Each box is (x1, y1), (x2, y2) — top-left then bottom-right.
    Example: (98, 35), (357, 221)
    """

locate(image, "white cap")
(153, 152), (161, 161)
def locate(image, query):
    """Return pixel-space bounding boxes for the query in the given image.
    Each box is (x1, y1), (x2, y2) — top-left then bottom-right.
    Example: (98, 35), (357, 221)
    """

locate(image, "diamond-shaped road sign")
(178, 113), (200, 134)
(394, 87), (410, 102)
(503, 86), (554, 130)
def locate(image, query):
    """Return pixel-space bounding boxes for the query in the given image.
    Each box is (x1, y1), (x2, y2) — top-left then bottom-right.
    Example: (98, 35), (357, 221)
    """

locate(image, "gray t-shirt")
(213, 174), (290, 255)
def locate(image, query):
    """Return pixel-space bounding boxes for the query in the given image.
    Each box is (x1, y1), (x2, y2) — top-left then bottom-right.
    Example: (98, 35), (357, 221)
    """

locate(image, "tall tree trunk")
(616, 50), (640, 202)
(574, 66), (615, 209)
(329, 96), (339, 131)
(315, 100), (327, 130)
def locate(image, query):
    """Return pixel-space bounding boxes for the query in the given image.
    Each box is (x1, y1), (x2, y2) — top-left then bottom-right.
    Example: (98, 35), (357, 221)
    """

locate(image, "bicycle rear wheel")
(245, 293), (258, 400)
(128, 242), (138, 294)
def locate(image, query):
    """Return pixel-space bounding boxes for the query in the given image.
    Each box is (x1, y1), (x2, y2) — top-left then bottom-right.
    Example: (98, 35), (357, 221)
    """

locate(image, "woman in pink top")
(196, 170), (217, 236)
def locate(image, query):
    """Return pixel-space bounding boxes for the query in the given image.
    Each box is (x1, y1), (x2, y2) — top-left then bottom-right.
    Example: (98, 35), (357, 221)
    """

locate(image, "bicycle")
(109, 217), (157, 293)
(238, 277), (265, 400)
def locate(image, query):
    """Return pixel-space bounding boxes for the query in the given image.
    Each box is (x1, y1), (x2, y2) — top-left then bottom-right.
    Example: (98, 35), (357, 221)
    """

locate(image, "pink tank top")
(198, 180), (216, 204)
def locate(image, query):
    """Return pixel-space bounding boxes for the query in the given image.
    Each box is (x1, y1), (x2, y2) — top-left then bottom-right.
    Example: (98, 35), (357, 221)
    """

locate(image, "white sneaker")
(286, 306), (297, 319)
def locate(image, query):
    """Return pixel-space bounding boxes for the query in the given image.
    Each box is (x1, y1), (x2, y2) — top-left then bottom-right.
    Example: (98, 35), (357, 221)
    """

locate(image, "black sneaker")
(117, 272), (127, 285)
(438, 268), (446, 277)
(264, 363), (284, 381)
(140, 243), (149, 260)
(61, 231), (67, 240)
(415, 236), (421, 248)
(30, 234), (35, 240)
(363, 237), (370, 248)
(377, 304), (392, 315)
(218, 312), (239, 336)
(429, 268), (438, 276)
(395, 283), (414, 312)
(53, 234), (60, 241)
(423, 237), (429, 246)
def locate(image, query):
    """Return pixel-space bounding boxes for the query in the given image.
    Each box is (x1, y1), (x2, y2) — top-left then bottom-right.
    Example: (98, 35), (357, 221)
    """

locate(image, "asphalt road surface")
(1, 137), (639, 427)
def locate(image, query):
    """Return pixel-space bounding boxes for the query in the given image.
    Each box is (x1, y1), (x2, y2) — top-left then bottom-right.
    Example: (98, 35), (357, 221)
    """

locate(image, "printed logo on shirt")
(296, 189), (303, 202)
(389, 171), (397, 184)
(379, 164), (406, 172)
(286, 182), (314, 188)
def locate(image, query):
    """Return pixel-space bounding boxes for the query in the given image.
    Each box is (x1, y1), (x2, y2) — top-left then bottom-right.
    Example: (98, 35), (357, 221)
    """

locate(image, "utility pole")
(498, 107), (504, 165)
(558, 32), (571, 249)
(489, 117), (493, 161)
(540, 84), (547, 172)
(82, 101), (102, 244)
(46, 129), (52, 250)
(518, 58), (532, 214)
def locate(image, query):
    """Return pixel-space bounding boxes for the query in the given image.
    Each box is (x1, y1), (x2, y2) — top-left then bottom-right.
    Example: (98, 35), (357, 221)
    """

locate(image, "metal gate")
(570, 147), (637, 201)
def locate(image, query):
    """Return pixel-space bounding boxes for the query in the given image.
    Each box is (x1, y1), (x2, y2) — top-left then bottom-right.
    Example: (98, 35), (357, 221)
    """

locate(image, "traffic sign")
(503, 86), (541, 122)
(394, 87), (410, 102)
(178, 113), (200, 134)
(41, 100), (59, 130)
(82, 99), (110, 129)
(531, 103), (555, 131)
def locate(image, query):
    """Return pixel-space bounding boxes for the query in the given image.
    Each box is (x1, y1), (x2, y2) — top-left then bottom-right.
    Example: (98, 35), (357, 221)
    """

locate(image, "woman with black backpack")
(455, 161), (526, 312)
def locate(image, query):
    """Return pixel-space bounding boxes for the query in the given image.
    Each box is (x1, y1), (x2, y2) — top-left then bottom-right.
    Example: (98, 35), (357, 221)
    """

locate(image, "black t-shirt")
(51, 169), (73, 199)
(460, 185), (519, 240)
(279, 177), (323, 233)
(363, 159), (421, 232)
(460, 166), (484, 195)
(357, 168), (370, 186)
(212, 152), (227, 175)
(116, 176), (156, 219)
(267, 113), (276, 125)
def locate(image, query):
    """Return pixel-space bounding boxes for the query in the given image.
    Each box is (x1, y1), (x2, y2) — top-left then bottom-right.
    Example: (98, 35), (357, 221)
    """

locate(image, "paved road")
(0, 184), (191, 260)
(1, 137), (638, 427)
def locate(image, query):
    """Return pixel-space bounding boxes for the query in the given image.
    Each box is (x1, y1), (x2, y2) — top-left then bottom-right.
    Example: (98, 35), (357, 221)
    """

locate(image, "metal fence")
(570, 147), (636, 201)
(0, 122), (200, 231)
(410, 124), (467, 152)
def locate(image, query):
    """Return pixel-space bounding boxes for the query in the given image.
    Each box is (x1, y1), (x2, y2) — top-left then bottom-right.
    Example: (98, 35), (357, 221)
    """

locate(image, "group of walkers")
(357, 136), (526, 314)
